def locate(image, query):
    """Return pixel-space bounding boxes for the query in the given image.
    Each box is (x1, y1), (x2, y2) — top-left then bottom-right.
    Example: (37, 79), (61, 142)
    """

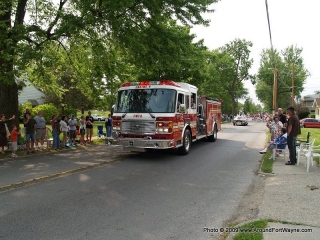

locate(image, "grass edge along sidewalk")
(228, 219), (316, 240)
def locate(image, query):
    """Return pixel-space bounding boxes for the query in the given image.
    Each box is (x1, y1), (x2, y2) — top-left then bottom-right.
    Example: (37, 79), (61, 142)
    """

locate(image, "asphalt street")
(0, 121), (266, 240)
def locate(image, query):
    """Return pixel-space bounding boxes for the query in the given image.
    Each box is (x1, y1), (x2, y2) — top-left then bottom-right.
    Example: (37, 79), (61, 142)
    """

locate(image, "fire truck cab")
(112, 80), (221, 155)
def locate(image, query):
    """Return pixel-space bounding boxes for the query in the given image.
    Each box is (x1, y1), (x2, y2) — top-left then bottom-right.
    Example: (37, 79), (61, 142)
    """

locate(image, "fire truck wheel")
(178, 129), (191, 155)
(208, 124), (217, 142)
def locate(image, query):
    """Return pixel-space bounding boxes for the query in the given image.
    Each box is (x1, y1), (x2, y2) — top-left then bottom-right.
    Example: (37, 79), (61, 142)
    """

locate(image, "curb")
(0, 156), (119, 193)
(0, 142), (123, 193)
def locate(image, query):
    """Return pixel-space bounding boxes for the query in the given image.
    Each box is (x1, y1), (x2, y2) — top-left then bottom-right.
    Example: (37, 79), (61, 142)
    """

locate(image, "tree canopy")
(256, 46), (309, 111)
(0, 0), (310, 121)
(0, 0), (218, 121)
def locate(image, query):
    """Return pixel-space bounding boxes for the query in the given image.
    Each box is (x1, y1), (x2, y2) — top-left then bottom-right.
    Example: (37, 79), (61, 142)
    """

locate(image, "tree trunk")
(0, 55), (19, 127)
(231, 96), (236, 117)
(0, 72), (19, 128)
(0, 1), (19, 128)
(229, 88), (237, 116)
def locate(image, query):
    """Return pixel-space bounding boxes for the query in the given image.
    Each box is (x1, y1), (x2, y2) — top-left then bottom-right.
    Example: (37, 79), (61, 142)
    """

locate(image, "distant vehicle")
(300, 118), (320, 128)
(233, 114), (248, 126)
(91, 114), (106, 121)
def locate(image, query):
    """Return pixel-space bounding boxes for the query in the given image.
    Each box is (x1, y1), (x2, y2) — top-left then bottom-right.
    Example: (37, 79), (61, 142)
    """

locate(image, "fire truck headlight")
(163, 128), (169, 133)
(158, 128), (164, 132)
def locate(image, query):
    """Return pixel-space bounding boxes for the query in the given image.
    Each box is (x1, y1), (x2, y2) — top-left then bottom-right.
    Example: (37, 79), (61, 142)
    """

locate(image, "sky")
(190, 0), (320, 104)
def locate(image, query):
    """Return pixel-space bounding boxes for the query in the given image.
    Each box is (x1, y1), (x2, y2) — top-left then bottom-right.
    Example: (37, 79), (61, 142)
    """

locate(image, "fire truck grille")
(121, 121), (156, 135)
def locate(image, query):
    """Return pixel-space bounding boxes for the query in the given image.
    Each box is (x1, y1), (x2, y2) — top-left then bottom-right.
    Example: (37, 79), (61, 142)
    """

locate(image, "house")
(301, 94), (319, 116)
(313, 98), (320, 119)
(18, 79), (46, 106)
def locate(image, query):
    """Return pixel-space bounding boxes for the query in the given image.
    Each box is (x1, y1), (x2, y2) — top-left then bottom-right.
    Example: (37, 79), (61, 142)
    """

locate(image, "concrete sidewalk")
(258, 152), (320, 240)
(0, 144), (126, 191)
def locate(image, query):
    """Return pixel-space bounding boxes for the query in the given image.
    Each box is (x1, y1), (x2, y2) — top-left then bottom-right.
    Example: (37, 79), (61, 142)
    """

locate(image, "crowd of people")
(0, 109), (113, 157)
(0, 106), (302, 164)
(259, 107), (301, 165)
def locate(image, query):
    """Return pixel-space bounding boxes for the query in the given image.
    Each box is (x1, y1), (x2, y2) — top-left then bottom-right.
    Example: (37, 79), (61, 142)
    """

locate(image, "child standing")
(10, 125), (19, 157)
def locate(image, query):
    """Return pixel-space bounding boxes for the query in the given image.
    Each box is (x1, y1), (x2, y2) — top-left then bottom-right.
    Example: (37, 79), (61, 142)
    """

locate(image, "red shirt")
(10, 129), (19, 142)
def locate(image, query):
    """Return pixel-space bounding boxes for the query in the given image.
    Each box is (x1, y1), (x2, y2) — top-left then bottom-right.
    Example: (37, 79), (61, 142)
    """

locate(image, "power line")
(265, 0), (275, 67)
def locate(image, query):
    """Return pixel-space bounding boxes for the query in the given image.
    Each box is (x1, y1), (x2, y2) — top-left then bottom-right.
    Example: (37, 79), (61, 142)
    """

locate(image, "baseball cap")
(287, 106), (295, 111)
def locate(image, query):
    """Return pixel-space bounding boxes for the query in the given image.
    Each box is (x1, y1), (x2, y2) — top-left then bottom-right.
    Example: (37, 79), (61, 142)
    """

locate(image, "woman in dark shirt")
(0, 114), (15, 154)
(51, 114), (61, 150)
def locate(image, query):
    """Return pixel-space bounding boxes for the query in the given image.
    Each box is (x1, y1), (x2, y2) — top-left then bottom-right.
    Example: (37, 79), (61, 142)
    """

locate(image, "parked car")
(300, 118), (320, 128)
(91, 114), (106, 121)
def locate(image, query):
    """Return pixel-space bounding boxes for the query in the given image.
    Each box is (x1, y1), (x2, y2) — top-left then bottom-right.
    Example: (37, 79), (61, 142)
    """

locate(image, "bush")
(33, 103), (59, 124)
(298, 111), (310, 119)
(20, 103), (78, 124)
(63, 106), (78, 119)
(310, 114), (315, 118)
(19, 102), (33, 122)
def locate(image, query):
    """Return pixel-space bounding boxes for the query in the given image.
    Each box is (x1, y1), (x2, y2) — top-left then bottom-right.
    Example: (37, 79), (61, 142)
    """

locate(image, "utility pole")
(273, 68), (278, 111)
(291, 64), (295, 106)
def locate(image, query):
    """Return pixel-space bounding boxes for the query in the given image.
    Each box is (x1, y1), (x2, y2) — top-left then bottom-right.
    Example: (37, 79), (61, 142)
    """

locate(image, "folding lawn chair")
(97, 126), (106, 138)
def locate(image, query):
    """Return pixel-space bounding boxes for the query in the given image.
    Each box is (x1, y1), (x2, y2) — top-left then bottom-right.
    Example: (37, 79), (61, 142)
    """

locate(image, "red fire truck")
(112, 80), (221, 154)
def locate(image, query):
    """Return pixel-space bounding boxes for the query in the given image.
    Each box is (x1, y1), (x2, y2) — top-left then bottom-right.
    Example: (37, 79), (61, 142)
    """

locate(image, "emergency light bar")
(121, 80), (180, 88)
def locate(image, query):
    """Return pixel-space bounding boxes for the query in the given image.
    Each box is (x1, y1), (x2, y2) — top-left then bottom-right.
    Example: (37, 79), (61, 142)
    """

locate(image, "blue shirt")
(273, 133), (287, 149)
(105, 117), (112, 126)
(68, 119), (77, 131)
(34, 116), (46, 129)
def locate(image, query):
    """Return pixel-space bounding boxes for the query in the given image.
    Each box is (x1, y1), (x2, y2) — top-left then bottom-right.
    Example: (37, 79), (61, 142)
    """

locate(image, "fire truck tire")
(208, 124), (217, 142)
(178, 129), (191, 155)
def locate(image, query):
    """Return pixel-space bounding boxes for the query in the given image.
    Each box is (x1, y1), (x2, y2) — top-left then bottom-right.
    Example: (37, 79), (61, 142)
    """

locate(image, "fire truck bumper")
(118, 138), (176, 150)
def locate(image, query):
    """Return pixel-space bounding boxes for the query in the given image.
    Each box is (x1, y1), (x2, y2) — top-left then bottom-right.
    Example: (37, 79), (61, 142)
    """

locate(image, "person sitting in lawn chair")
(259, 128), (287, 155)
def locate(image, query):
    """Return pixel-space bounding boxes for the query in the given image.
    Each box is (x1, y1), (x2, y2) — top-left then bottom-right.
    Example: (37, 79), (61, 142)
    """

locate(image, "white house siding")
(18, 80), (45, 105)
(302, 94), (320, 115)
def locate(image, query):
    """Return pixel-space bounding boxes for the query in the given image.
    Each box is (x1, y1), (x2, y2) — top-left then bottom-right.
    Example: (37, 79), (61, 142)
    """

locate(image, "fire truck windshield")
(114, 89), (177, 113)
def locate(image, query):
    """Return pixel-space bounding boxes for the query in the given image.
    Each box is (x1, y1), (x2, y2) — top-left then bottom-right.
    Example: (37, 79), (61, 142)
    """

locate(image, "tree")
(256, 46), (309, 111)
(243, 98), (254, 114)
(25, 38), (122, 112)
(202, 39), (253, 115)
(0, 0), (218, 124)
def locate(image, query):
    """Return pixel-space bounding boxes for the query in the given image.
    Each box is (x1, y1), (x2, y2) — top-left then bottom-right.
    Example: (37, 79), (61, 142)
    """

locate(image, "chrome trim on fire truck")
(118, 138), (175, 149)
(121, 120), (156, 135)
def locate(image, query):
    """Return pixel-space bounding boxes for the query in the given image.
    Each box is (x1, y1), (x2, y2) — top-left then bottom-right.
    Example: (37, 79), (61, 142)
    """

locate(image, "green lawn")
(260, 127), (320, 173)
(233, 219), (268, 240)
(19, 121), (107, 140)
(300, 128), (320, 146)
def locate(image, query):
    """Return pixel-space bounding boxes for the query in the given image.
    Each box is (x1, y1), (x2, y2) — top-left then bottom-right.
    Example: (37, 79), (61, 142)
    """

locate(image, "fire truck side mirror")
(179, 104), (186, 113)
